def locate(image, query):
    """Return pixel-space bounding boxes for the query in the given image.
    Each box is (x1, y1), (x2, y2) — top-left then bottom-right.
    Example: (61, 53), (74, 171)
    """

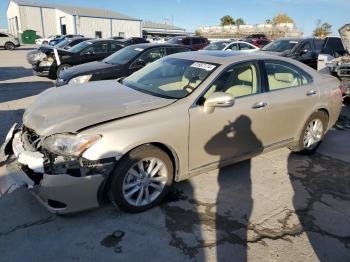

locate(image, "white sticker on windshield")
(190, 62), (216, 71)
(134, 48), (144, 51)
(289, 41), (298, 44)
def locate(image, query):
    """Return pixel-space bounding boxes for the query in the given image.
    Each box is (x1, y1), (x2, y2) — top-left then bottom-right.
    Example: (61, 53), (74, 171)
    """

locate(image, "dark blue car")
(49, 34), (84, 46)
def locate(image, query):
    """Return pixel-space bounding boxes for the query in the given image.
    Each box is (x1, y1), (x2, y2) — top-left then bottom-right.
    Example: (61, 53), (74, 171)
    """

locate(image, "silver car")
(1, 51), (342, 214)
(0, 32), (20, 50)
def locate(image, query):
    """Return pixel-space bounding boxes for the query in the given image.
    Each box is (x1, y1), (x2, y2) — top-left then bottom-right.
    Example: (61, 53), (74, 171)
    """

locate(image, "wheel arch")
(98, 142), (181, 203)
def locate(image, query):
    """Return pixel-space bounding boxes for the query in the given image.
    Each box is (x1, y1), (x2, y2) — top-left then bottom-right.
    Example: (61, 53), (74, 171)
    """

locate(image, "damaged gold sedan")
(0, 51), (343, 214)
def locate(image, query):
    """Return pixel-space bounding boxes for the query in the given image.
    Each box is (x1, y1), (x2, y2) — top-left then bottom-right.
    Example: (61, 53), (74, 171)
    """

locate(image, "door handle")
(306, 90), (317, 96)
(252, 102), (267, 109)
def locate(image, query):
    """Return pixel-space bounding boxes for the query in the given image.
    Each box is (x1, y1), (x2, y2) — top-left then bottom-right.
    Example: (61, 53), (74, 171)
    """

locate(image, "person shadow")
(205, 115), (263, 261)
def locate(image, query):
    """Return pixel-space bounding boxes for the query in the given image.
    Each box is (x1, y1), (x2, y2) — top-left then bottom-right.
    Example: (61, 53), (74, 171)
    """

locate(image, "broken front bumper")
(0, 125), (109, 214)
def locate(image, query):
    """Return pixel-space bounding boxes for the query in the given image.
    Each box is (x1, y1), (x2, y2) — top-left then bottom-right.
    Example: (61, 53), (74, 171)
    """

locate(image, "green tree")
(220, 15), (235, 26)
(313, 20), (332, 37)
(194, 30), (202, 36)
(235, 18), (245, 26)
(265, 19), (273, 24)
(272, 13), (295, 24)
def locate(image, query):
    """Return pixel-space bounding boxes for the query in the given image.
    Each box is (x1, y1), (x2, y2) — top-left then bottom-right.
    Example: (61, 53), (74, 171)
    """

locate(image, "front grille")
(22, 126), (42, 151)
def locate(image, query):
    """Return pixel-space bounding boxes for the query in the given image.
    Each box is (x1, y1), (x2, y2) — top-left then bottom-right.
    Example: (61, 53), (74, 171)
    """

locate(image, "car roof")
(168, 50), (289, 65)
(87, 38), (121, 43)
(125, 43), (192, 49)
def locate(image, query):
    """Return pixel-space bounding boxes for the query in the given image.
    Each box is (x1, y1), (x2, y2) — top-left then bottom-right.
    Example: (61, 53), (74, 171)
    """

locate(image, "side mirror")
(299, 49), (308, 55)
(203, 92), (235, 114)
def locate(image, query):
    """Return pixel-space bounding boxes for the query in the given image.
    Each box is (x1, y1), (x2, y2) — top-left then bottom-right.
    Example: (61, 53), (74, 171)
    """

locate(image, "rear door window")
(264, 60), (312, 91)
(0, 33), (8, 37)
(110, 43), (124, 52)
(239, 43), (255, 50)
(133, 47), (166, 66)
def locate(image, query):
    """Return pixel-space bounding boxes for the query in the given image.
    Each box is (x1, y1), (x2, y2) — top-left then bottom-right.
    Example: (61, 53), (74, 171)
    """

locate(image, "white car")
(0, 32), (20, 50)
(203, 40), (259, 52)
(35, 35), (61, 45)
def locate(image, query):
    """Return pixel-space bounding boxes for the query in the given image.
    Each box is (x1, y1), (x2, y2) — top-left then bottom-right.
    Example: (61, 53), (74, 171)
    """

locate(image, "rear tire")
(108, 145), (174, 213)
(4, 42), (15, 50)
(289, 111), (328, 155)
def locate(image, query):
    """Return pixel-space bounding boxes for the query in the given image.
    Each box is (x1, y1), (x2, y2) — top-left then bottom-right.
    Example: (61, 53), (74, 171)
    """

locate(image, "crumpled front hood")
(23, 80), (175, 136)
(339, 23), (350, 53)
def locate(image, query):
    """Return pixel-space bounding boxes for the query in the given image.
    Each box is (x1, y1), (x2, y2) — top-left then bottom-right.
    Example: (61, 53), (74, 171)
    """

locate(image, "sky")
(0, 0), (349, 36)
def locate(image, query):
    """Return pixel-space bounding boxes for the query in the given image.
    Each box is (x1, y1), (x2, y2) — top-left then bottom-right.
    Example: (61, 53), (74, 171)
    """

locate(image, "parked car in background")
(203, 40), (259, 52)
(318, 24), (350, 96)
(49, 34), (84, 46)
(27, 37), (93, 65)
(115, 37), (149, 44)
(35, 35), (61, 45)
(260, 37), (341, 69)
(246, 34), (268, 40)
(56, 43), (192, 86)
(31, 39), (127, 79)
(317, 36), (347, 71)
(167, 36), (209, 50)
(0, 32), (20, 50)
(1, 51), (342, 214)
(245, 38), (271, 48)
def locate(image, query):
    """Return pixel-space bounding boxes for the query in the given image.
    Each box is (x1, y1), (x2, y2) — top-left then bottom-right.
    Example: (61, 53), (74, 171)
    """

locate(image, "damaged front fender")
(0, 123), (18, 165)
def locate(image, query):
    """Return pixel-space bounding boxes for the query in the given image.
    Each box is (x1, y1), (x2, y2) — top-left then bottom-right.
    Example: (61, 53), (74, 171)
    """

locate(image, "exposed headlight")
(42, 134), (101, 157)
(33, 52), (47, 62)
(39, 59), (53, 67)
(68, 75), (92, 85)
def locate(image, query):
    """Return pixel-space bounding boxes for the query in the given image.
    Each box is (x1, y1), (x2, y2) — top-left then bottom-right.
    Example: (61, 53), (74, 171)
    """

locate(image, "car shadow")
(0, 109), (24, 145)
(0, 81), (52, 103)
(0, 67), (34, 81)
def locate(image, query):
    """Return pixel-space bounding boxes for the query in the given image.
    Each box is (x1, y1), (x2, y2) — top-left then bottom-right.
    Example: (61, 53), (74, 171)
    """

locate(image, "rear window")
(0, 33), (8, 37)
(322, 37), (346, 57)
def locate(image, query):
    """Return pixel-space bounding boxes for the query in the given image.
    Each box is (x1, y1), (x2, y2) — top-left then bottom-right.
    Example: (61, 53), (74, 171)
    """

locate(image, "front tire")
(289, 111), (328, 154)
(56, 64), (71, 78)
(108, 145), (174, 213)
(4, 42), (15, 50)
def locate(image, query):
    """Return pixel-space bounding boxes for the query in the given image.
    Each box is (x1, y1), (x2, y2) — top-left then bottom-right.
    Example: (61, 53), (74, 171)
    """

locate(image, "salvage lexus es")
(0, 51), (342, 214)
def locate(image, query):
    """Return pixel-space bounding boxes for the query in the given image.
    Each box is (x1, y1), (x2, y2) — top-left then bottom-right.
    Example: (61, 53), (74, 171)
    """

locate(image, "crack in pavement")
(161, 152), (350, 259)
(0, 215), (55, 237)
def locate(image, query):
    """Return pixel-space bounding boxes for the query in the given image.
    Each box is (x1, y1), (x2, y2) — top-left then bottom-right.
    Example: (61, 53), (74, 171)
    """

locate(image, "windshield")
(204, 41), (231, 50)
(122, 58), (217, 99)
(55, 39), (69, 48)
(103, 45), (143, 65)
(68, 41), (92, 53)
(261, 39), (299, 52)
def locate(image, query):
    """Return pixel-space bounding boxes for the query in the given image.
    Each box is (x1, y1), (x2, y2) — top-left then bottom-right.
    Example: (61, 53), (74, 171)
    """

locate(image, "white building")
(142, 21), (186, 37)
(7, 0), (142, 38)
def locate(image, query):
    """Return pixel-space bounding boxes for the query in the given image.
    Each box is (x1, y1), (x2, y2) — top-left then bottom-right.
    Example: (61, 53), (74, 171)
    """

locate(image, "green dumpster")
(21, 30), (36, 44)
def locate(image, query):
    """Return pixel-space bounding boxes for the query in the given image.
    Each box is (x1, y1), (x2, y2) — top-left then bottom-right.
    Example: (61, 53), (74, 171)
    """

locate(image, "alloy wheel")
(122, 157), (168, 207)
(303, 119), (323, 149)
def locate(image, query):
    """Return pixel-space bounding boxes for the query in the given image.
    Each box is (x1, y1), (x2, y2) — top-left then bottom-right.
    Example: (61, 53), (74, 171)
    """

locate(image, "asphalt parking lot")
(1, 46), (350, 261)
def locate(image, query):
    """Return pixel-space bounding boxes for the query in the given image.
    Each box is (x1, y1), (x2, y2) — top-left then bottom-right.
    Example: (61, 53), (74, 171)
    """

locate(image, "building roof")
(11, 0), (141, 21)
(143, 21), (185, 31)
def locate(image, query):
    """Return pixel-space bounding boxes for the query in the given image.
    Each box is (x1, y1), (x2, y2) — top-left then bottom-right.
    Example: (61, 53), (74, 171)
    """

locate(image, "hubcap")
(303, 119), (323, 149)
(122, 157), (168, 207)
